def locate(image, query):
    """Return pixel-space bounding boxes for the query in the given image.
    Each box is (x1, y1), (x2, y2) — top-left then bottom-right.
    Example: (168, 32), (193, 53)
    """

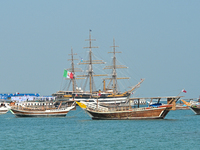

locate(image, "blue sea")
(1, 107), (200, 150)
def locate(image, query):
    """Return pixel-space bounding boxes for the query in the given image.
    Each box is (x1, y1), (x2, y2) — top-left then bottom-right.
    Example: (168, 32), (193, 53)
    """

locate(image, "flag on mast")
(63, 70), (73, 79)
(182, 89), (187, 93)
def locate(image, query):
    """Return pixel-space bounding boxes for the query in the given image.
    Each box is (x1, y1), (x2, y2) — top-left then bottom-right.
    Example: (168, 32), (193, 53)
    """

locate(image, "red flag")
(182, 89), (187, 93)
(70, 72), (74, 79)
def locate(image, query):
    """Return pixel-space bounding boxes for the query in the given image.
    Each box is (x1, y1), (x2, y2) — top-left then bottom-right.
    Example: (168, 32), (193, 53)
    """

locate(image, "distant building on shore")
(0, 93), (40, 101)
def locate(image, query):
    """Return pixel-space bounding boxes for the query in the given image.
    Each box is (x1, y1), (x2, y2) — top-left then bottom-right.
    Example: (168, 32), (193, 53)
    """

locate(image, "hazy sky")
(0, 0), (200, 99)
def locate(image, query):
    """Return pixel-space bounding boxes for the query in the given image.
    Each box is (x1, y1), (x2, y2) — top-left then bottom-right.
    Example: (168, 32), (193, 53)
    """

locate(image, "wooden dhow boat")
(76, 96), (182, 120)
(181, 99), (200, 114)
(10, 101), (75, 117)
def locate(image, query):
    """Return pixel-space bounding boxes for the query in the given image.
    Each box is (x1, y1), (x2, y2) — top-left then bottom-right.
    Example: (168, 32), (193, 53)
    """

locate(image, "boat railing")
(107, 106), (148, 112)
(87, 103), (108, 112)
(12, 104), (57, 110)
(87, 103), (150, 112)
(132, 107), (147, 111)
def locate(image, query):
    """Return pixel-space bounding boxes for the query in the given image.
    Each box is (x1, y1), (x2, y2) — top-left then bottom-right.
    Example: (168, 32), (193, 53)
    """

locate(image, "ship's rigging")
(59, 30), (144, 99)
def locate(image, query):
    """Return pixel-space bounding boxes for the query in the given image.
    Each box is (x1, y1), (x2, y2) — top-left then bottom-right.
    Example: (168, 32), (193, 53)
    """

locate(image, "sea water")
(0, 107), (200, 150)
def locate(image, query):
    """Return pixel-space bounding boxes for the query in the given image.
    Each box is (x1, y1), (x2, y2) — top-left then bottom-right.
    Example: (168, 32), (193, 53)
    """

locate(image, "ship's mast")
(66, 48), (83, 92)
(78, 30), (106, 94)
(85, 30), (98, 93)
(110, 38), (119, 94)
(69, 48), (76, 92)
(104, 38), (129, 95)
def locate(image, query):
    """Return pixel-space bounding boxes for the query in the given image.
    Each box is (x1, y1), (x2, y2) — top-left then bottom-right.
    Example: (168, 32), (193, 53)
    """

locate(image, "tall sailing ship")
(53, 31), (144, 105)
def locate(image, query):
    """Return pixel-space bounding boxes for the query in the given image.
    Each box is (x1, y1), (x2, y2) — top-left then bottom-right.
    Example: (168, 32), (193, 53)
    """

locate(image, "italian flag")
(63, 70), (74, 79)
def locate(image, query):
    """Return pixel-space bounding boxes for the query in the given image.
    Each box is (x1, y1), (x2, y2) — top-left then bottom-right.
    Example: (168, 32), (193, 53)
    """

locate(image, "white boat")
(0, 102), (11, 114)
